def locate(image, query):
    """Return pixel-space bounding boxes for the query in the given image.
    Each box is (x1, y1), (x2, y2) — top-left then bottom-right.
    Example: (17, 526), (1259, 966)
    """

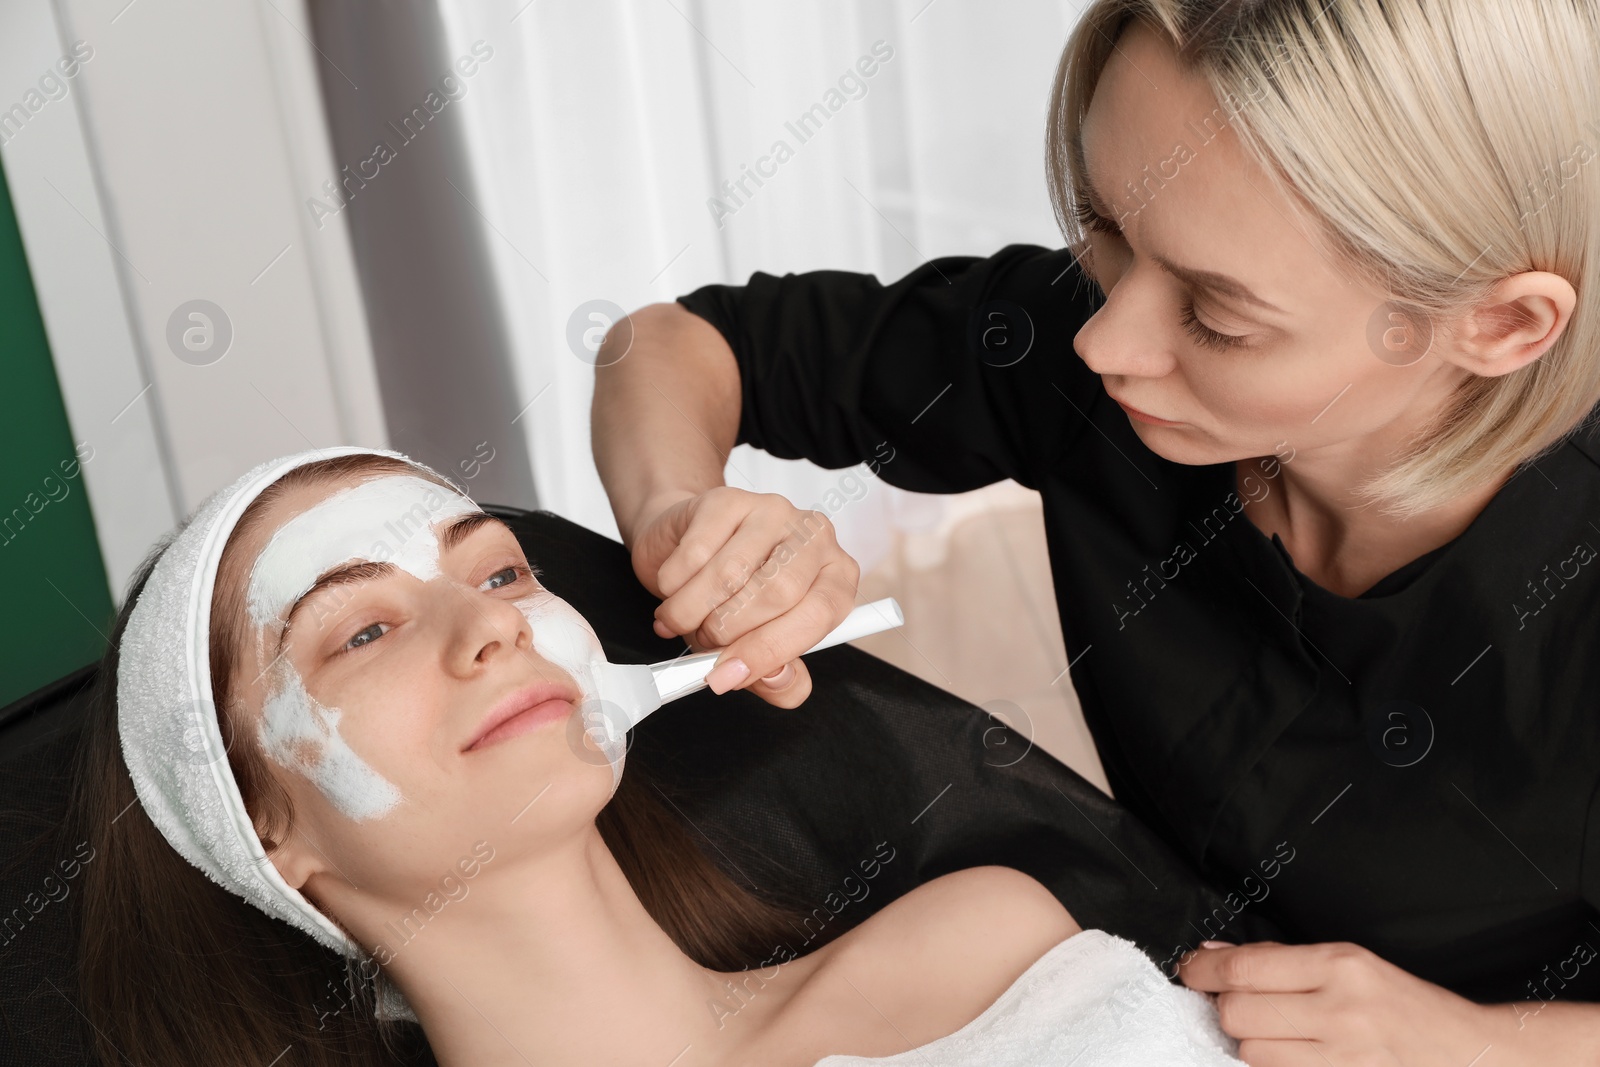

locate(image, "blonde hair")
(1046, 0), (1600, 518)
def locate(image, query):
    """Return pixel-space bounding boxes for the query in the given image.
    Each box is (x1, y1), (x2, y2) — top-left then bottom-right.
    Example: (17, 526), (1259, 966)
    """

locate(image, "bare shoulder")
(852, 865), (1080, 959)
(784, 867), (1082, 1055)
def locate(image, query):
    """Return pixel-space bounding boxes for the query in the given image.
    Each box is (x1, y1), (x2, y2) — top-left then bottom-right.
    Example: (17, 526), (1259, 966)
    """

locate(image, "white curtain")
(435, 0), (1085, 573)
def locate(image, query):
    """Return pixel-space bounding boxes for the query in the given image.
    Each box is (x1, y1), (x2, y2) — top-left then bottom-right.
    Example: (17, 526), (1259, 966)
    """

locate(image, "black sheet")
(0, 506), (1282, 1065)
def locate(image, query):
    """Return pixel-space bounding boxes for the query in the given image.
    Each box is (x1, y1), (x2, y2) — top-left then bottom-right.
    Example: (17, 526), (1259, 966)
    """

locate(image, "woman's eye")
(482, 562), (535, 591)
(1073, 197), (1123, 237)
(340, 622), (389, 655)
(1075, 195), (1254, 353)
(1179, 299), (1252, 351)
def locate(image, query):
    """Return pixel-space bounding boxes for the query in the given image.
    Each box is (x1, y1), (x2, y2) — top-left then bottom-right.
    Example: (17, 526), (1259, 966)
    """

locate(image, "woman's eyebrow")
(440, 510), (506, 551)
(1076, 136), (1288, 318)
(1151, 252), (1287, 317)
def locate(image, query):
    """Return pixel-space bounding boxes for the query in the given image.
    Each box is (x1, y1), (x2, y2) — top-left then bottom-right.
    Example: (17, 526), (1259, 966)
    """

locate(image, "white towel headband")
(115, 445), (618, 1023)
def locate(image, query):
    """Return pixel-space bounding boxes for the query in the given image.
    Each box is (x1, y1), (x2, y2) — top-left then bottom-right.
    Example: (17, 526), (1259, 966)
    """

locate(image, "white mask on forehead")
(248, 474), (482, 632)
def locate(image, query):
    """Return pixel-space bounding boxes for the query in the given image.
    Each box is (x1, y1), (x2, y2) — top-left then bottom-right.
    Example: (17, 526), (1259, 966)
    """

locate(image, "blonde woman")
(593, 0), (1600, 1062)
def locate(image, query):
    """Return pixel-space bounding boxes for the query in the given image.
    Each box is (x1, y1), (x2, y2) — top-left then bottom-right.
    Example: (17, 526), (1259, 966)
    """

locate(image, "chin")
(1128, 425), (1218, 465)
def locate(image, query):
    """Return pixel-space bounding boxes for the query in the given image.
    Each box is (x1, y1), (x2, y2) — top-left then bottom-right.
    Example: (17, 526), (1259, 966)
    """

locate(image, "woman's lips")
(1111, 395), (1183, 426)
(465, 682), (580, 752)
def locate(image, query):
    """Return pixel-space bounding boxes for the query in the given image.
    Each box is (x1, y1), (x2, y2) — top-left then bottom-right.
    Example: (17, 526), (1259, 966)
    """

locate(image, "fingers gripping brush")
(591, 597), (905, 735)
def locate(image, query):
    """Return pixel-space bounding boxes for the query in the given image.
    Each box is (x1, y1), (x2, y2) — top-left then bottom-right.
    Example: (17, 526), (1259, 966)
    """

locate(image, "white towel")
(812, 928), (1246, 1066)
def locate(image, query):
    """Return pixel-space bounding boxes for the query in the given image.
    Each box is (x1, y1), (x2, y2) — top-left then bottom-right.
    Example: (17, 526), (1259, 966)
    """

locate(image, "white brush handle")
(650, 596), (904, 702)
(803, 596), (905, 653)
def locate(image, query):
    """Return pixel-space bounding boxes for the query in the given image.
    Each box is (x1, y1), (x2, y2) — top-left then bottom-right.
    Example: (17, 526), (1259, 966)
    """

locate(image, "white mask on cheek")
(247, 474), (482, 819)
(510, 590), (628, 793)
(259, 657), (403, 820)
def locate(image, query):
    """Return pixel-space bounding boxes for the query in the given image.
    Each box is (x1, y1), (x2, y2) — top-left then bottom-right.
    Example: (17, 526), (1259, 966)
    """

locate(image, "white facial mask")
(259, 657), (403, 820)
(511, 589), (629, 787)
(248, 474), (481, 632)
(247, 474), (480, 820)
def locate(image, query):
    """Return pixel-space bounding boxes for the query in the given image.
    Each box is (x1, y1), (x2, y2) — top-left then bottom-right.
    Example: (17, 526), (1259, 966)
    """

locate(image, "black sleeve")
(675, 243), (1106, 494)
(1583, 771), (1600, 915)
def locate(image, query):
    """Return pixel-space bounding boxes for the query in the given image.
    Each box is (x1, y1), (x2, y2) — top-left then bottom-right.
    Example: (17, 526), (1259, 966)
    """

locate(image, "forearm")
(591, 301), (742, 549)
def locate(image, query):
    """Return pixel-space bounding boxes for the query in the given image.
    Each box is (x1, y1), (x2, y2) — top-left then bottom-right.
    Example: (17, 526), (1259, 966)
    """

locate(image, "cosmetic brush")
(596, 596), (904, 731)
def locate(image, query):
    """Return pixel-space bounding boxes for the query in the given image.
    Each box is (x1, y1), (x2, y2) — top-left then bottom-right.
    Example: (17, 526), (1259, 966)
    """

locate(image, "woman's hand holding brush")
(626, 485), (863, 709)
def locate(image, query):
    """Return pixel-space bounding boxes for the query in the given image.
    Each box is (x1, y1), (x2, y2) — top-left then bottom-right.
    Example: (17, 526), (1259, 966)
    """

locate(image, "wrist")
(1477, 997), (1600, 1065)
(622, 486), (704, 550)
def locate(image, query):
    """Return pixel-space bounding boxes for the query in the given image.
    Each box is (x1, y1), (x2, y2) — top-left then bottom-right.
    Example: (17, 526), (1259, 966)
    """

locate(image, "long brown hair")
(68, 454), (807, 1066)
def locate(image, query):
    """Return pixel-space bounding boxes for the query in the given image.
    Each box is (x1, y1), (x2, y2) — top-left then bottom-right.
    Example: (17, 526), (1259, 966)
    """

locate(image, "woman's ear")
(255, 817), (325, 891)
(243, 775), (323, 891)
(1444, 269), (1577, 378)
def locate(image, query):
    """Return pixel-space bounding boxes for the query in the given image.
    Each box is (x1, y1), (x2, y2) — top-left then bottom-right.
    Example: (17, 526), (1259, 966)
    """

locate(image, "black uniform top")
(677, 243), (1600, 1003)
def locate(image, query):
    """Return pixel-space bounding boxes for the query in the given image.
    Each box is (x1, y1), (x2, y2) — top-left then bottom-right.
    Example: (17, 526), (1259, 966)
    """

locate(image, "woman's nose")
(472, 611), (534, 668)
(1073, 276), (1178, 380)
(437, 581), (534, 675)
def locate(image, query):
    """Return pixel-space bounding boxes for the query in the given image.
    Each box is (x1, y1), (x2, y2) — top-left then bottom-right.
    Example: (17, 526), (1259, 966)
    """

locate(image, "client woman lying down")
(70, 447), (1243, 1066)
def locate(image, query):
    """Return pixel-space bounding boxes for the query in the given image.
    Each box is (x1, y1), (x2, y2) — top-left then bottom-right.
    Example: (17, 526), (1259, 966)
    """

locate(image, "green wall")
(0, 152), (114, 709)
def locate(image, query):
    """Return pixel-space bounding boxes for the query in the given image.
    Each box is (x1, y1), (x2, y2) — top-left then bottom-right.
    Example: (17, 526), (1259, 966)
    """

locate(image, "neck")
(1238, 419), (1505, 597)
(339, 825), (774, 1067)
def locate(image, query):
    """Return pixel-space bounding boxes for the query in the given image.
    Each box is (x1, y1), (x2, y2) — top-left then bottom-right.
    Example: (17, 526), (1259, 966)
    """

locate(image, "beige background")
(850, 481), (1111, 796)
